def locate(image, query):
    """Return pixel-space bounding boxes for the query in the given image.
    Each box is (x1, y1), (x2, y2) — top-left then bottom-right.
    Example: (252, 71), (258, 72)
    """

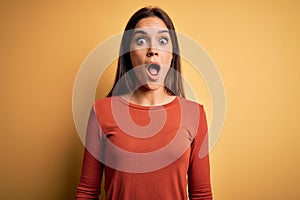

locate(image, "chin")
(143, 82), (164, 91)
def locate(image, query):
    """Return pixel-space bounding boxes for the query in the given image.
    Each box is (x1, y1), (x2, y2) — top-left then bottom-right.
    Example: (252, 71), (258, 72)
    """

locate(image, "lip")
(146, 62), (161, 81)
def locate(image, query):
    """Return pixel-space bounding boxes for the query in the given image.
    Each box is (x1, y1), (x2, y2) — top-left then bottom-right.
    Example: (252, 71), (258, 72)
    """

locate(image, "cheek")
(162, 52), (173, 66)
(130, 50), (144, 67)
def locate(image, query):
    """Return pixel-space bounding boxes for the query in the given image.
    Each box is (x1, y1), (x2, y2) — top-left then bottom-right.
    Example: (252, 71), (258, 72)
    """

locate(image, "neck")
(127, 86), (175, 106)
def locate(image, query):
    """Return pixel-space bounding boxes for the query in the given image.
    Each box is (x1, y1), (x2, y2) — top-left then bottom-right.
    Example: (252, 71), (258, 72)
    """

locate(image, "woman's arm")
(75, 107), (104, 199)
(188, 105), (213, 200)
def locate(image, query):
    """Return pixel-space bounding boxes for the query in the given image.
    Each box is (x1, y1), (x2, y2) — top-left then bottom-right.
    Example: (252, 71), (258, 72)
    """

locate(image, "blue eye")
(159, 37), (168, 45)
(136, 38), (146, 45)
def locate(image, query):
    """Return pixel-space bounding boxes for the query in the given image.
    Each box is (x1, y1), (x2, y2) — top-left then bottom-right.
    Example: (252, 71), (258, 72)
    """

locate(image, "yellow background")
(1, 0), (299, 199)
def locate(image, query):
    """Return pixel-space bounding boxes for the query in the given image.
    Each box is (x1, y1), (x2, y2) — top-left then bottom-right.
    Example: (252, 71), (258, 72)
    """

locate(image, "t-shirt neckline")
(116, 95), (178, 110)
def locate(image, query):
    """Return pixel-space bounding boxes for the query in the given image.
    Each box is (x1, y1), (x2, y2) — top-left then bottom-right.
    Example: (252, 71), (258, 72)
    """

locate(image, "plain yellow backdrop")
(1, 0), (299, 199)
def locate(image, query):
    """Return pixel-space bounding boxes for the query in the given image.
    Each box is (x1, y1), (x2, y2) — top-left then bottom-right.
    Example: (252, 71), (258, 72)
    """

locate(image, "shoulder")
(176, 97), (206, 130)
(94, 96), (112, 107)
(93, 96), (115, 115)
(176, 96), (204, 112)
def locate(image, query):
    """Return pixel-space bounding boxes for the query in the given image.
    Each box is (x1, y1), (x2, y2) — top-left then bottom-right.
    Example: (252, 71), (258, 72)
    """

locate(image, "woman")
(76, 7), (212, 200)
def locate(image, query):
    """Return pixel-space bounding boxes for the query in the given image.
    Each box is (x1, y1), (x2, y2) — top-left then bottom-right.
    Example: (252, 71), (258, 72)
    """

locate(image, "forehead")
(135, 17), (168, 29)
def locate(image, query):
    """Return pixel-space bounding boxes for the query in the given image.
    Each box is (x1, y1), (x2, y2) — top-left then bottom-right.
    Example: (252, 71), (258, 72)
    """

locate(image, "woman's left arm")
(188, 105), (213, 200)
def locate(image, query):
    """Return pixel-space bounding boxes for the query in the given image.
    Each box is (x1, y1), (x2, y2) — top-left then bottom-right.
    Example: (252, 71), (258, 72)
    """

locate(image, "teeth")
(147, 64), (160, 75)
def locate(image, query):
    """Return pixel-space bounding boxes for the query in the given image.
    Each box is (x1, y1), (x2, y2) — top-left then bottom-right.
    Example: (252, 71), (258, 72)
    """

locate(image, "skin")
(125, 17), (176, 106)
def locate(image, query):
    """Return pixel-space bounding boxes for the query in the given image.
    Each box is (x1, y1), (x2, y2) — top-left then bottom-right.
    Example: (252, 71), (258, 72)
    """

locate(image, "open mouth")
(147, 63), (161, 76)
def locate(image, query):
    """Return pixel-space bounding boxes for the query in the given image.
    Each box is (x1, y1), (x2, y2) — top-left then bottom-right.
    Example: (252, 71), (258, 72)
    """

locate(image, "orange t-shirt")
(76, 96), (212, 200)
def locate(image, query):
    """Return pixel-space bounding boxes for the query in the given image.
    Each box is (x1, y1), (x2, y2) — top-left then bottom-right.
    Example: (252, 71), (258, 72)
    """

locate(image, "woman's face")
(130, 16), (173, 91)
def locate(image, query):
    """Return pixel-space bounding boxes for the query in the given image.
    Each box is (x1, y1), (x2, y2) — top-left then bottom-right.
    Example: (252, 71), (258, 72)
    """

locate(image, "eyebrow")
(133, 30), (147, 36)
(133, 29), (170, 36)
(158, 30), (169, 34)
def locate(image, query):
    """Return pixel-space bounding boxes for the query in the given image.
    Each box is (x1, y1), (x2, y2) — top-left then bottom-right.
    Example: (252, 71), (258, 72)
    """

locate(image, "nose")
(146, 47), (158, 57)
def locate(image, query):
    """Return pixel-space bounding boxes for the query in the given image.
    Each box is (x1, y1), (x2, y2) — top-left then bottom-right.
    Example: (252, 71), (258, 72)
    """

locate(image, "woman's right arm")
(75, 107), (104, 199)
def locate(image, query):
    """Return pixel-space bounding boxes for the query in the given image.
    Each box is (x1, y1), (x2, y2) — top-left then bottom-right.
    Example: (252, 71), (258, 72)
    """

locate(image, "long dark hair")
(107, 6), (185, 97)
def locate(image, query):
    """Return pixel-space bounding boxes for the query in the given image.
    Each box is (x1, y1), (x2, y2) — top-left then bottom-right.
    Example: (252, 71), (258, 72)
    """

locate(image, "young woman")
(76, 7), (213, 200)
